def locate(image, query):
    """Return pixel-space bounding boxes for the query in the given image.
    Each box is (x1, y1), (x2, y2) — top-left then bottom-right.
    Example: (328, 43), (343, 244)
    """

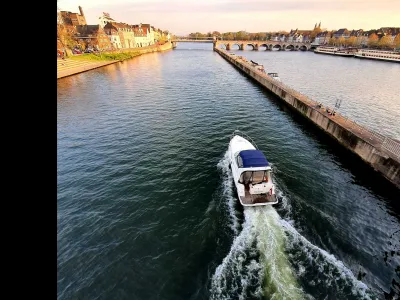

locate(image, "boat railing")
(230, 130), (259, 149)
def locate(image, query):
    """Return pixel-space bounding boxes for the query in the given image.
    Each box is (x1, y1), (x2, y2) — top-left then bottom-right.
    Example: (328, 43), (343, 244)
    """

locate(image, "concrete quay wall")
(58, 42), (173, 79)
(215, 47), (400, 189)
(117, 41), (173, 54)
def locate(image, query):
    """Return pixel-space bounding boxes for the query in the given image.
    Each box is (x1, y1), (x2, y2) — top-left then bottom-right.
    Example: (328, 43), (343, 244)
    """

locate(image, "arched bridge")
(214, 40), (315, 51)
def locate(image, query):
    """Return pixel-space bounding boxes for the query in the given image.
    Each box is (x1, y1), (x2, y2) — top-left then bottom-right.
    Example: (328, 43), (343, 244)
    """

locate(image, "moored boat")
(267, 72), (281, 82)
(228, 130), (277, 206)
(314, 46), (357, 56)
(354, 49), (400, 63)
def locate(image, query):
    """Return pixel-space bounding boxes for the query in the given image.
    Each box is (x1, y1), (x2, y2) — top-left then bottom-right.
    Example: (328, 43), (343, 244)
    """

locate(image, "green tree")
(368, 33), (379, 48)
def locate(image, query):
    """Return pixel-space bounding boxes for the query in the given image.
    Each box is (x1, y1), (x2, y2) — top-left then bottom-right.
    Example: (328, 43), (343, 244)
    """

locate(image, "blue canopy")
(239, 150), (269, 168)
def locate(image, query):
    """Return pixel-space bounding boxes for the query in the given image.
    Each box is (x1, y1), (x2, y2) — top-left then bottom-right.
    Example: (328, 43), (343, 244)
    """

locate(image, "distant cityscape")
(187, 23), (400, 49)
(57, 6), (400, 53)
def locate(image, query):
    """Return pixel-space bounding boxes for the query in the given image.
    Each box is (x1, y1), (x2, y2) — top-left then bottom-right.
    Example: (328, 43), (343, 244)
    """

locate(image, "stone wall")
(118, 41), (173, 54)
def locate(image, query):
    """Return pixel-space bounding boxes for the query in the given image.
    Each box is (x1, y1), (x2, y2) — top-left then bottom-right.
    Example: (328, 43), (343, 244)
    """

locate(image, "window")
(237, 155), (243, 168)
(239, 170), (270, 184)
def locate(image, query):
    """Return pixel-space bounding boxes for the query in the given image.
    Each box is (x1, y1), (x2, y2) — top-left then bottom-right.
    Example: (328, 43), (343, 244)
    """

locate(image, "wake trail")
(210, 150), (374, 299)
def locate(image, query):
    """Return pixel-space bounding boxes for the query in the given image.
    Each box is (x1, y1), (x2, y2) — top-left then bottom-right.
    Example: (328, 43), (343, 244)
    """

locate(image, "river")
(57, 42), (400, 300)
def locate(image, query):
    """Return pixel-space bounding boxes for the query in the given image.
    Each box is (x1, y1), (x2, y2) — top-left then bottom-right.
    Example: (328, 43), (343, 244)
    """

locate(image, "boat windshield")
(239, 170), (271, 184)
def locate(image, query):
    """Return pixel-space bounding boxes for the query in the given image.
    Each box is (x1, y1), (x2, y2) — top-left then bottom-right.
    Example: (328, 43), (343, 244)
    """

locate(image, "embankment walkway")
(57, 42), (174, 79)
(57, 59), (117, 79)
(214, 47), (400, 189)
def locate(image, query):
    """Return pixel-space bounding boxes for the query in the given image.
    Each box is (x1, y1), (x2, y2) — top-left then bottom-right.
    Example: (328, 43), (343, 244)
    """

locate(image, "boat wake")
(210, 151), (374, 300)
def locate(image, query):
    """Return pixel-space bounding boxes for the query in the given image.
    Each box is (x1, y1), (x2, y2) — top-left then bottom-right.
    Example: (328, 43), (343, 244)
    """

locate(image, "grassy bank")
(68, 51), (142, 61)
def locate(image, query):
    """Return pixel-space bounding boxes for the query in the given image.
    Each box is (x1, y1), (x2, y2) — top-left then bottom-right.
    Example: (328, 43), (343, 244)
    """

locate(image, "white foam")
(217, 151), (241, 236)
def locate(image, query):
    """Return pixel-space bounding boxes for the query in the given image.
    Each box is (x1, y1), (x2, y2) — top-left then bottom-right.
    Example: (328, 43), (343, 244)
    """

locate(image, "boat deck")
(240, 188), (277, 205)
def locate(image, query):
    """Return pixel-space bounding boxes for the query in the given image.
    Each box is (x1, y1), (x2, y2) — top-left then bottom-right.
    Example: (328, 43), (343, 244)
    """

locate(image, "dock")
(214, 47), (400, 189)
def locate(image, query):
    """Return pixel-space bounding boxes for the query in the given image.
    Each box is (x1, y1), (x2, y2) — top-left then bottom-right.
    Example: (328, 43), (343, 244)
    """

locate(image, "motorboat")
(267, 72), (281, 82)
(228, 130), (277, 206)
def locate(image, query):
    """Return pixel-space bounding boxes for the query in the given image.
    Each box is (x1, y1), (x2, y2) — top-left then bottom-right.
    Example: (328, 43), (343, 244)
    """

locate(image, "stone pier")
(214, 47), (400, 189)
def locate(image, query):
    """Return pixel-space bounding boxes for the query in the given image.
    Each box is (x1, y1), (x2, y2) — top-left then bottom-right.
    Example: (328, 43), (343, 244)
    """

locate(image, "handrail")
(230, 130), (259, 149)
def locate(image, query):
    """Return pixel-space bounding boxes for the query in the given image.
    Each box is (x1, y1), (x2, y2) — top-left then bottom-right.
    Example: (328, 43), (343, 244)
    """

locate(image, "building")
(60, 6), (87, 26)
(314, 31), (330, 45)
(104, 22), (122, 48)
(104, 22), (135, 49)
(99, 12), (117, 28)
(380, 27), (400, 43)
(288, 28), (312, 43)
(288, 29), (303, 43)
(132, 24), (152, 47)
(119, 23), (135, 48)
(140, 24), (155, 45)
(154, 28), (161, 43)
(333, 28), (350, 39)
(75, 25), (112, 50)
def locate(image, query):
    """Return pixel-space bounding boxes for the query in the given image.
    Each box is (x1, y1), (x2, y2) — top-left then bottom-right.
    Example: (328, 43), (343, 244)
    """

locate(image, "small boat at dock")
(228, 130), (277, 206)
(250, 60), (281, 81)
(267, 72), (281, 82)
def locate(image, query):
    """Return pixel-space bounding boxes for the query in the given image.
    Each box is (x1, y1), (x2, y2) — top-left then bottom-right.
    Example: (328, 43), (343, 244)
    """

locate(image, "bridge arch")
(272, 44), (282, 51)
(245, 44), (256, 50)
(230, 43), (241, 50)
(299, 45), (308, 51)
(285, 44), (295, 51)
(258, 44), (269, 51)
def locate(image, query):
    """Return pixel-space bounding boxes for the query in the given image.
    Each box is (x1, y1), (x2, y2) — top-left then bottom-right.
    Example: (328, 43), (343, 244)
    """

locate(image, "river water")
(57, 42), (400, 300)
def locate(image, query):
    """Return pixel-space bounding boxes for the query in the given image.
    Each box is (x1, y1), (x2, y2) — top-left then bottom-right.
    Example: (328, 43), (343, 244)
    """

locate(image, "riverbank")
(57, 41), (173, 79)
(214, 47), (400, 189)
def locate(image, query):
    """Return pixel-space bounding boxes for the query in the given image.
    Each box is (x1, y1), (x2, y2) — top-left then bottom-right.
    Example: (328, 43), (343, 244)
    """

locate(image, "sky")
(58, 0), (400, 35)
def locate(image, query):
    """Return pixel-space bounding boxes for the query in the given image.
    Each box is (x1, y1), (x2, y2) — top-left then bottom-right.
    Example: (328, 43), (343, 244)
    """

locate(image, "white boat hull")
(354, 52), (400, 63)
(228, 132), (277, 206)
